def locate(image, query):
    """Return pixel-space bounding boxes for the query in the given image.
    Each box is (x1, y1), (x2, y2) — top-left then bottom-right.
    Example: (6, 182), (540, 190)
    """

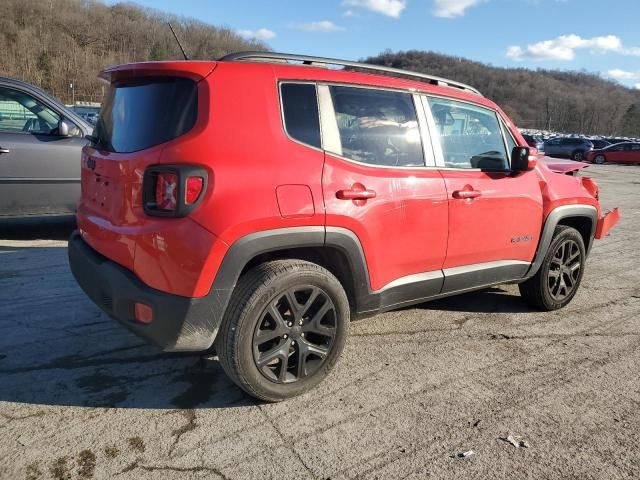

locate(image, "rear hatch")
(78, 62), (215, 271)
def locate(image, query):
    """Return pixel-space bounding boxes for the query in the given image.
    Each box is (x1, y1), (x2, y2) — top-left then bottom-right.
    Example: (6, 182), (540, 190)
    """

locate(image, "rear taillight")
(143, 165), (207, 217)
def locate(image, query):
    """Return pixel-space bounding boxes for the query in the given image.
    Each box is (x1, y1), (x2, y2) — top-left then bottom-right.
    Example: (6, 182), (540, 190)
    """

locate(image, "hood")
(539, 156), (589, 174)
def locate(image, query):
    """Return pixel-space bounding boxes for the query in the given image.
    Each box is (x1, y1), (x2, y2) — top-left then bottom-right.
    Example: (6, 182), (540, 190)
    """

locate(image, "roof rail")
(219, 51), (482, 96)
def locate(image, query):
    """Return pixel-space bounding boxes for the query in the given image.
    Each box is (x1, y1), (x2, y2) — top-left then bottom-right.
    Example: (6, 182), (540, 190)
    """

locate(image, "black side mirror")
(511, 146), (536, 172)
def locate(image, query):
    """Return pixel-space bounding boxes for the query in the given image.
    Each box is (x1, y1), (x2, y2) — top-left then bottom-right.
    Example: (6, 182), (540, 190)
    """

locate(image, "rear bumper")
(595, 208), (620, 239)
(68, 231), (219, 352)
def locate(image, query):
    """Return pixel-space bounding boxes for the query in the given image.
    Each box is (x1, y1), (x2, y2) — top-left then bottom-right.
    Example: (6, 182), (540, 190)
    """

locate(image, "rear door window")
(94, 77), (197, 153)
(280, 83), (321, 149)
(326, 86), (424, 167)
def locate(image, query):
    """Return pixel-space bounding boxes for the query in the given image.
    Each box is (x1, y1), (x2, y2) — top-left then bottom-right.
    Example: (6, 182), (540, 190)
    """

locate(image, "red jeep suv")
(69, 52), (619, 401)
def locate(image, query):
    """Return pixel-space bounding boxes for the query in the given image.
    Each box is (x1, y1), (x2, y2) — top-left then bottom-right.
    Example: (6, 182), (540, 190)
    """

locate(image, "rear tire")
(572, 151), (585, 161)
(594, 155), (606, 164)
(216, 260), (350, 402)
(519, 226), (586, 311)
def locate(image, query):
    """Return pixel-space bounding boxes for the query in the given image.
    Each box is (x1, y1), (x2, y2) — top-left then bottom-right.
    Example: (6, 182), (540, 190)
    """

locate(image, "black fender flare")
(196, 226), (372, 349)
(524, 204), (597, 279)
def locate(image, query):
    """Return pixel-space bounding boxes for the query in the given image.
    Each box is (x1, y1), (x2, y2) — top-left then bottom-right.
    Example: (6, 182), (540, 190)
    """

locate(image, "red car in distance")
(586, 142), (640, 164)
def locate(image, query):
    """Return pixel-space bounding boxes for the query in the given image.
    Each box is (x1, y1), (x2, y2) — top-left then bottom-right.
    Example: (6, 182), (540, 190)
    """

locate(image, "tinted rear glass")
(94, 77), (197, 153)
(281, 83), (321, 149)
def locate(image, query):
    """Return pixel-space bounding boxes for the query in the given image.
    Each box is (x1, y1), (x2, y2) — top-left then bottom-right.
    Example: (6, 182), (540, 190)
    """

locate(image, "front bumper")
(68, 231), (220, 351)
(595, 208), (620, 239)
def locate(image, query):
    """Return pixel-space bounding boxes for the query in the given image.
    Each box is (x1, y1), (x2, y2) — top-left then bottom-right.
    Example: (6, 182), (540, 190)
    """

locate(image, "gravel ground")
(0, 165), (638, 480)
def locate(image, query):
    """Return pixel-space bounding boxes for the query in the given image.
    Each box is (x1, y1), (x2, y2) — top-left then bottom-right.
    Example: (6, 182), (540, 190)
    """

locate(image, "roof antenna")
(168, 22), (189, 60)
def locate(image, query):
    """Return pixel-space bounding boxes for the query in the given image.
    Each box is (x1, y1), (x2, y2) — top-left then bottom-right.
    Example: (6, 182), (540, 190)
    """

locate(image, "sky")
(111, 0), (640, 89)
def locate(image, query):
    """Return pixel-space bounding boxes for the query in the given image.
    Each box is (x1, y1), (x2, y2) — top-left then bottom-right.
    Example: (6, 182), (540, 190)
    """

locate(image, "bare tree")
(0, 0), (267, 103)
(367, 50), (640, 136)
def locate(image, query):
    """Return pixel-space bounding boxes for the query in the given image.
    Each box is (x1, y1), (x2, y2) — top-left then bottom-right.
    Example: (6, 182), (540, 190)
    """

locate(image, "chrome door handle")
(0, 148), (10, 154)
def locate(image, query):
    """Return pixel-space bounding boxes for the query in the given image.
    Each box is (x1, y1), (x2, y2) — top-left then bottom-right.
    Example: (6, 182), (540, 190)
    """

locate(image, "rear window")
(94, 77), (197, 153)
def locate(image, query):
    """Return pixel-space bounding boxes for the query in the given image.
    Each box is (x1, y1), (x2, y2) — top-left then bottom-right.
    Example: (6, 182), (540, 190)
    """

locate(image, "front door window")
(426, 97), (509, 171)
(0, 87), (60, 135)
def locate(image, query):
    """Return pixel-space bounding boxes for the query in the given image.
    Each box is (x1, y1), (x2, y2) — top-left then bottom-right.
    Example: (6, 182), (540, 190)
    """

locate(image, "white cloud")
(608, 69), (640, 81)
(507, 34), (625, 61)
(343, 9), (356, 16)
(342, 0), (406, 18)
(433, 0), (484, 17)
(236, 28), (276, 41)
(635, 83), (640, 90)
(295, 20), (344, 32)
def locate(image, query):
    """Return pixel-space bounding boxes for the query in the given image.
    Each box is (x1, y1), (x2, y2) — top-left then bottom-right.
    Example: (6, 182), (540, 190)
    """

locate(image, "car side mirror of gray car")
(58, 119), (82, 137)
(58, 119), (71, 137)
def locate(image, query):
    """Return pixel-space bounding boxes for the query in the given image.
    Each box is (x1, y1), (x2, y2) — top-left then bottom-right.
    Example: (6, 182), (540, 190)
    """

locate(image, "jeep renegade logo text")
(511, 235), (533, 243)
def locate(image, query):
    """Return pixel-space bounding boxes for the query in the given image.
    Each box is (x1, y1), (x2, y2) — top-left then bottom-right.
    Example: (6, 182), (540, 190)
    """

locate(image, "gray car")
(544, 137), (594, 161)
(0, 77), (92, 218)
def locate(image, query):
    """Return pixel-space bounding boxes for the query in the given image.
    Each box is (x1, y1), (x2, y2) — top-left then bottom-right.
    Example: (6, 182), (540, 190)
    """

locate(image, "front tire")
(217, 260), (350, 401)
(572, 151), (585, 161)
(594, 154), (606, 164)
(519, 226), (586, 311)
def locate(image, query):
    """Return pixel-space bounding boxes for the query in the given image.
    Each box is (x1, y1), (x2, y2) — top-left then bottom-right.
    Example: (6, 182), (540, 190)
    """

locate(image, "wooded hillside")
(0, 0), (265, 103)
(366, 50), (640, 136)
(1, 1), (638, 135)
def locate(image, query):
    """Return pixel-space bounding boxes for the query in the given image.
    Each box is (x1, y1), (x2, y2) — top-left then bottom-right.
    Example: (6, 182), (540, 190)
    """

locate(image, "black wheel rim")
(574, 152), (583, 161)
(252, 285), (337, 384)
(547, 239), (581, 301)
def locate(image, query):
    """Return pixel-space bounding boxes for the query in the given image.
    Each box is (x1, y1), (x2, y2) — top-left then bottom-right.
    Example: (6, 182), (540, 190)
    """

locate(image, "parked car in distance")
(544, 137), (594, 161)
(0, 77), (92, 218)
(603, 137), (627, 145)
(522, 134), (545, 154)
(586, 142), (640, 164)
(85, 113), (99, 125)
(76, 112), (99, 125)
(589, 139), (611, 150)
(69, 52), (619, 402)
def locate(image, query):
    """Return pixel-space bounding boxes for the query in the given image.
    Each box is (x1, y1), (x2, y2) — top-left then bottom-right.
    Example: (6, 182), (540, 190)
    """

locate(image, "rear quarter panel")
(184, 62), (327, 244)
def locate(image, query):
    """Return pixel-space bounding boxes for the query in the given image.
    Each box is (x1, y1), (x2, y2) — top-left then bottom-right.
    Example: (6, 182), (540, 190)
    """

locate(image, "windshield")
(93, 77), (197, 153)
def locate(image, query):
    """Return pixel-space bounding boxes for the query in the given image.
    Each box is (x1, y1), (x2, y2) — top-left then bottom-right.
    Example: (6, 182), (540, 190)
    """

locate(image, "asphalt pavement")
(1, 165), (638, 479)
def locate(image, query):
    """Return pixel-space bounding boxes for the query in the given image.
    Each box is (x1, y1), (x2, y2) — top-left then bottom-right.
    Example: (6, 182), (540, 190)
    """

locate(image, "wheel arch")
(524, 205), (597, 280)
(204, 227), (373, 347)
(557, 216), (593, 252)
(239, 245), (362, 315)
